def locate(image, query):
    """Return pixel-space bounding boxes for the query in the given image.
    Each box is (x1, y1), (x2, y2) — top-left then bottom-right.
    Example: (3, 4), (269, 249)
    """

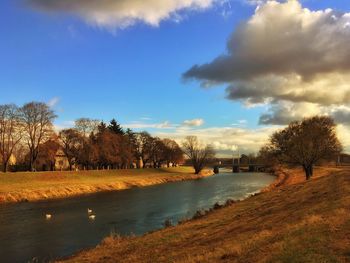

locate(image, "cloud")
(259, 101), (321, 125)
(27, 0), (218, 30)
(182, 118), (205, 127)
(336, 124), (350, 152)
(183, 0), (350, 125)
(331, 107), (350, 125)
(124, 120), (174, 129)
(53, 120), (75, 132)
(47, 97), (60, 108)
(157, 122), (350, 156)
(155, 125), (278, 156)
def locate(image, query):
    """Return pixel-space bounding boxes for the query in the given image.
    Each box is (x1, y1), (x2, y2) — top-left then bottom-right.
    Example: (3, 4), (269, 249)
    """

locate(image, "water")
(0, 172), (274, 263)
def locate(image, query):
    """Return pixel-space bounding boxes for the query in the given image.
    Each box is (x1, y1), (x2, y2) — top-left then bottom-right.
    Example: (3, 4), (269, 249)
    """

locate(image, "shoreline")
(54, 171), (280, 262)
(0, 168), (214, 205)
(60, 166), (349, 263)
(57, 170), (280, 262)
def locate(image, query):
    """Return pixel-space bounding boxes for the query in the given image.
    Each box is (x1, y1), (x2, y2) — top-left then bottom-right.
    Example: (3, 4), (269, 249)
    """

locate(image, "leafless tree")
(162, 138), (184, 167)
(0, 104), (23, 172)
(20, 102), (57, 171)
(135, 131), (153, 168)
(182, 136), (215, 174)
(75, 118), (99, 138)
(59, 128), (82, 170)
(265, 116), (342, 180)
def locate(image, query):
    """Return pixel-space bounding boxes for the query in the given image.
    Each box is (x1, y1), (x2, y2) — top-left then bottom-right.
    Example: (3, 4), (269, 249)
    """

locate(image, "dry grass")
(0, 167), (212, 203)
(61, 166), (350, 263)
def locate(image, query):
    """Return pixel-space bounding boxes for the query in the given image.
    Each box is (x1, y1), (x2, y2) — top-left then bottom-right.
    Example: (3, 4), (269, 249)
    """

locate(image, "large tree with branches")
(264, 116), (342, 180)
(0, 104), (23, 172)
(182, 136), (215, 174)
(20, 102), (57, 171)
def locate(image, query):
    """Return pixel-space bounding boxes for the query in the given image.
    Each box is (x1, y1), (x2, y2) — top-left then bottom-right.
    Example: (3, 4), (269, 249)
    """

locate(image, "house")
(35, 141), (72, 171)
(54, 148), (71, 171)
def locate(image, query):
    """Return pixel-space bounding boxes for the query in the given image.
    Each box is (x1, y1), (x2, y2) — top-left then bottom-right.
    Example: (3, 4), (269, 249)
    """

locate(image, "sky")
(1, 0), (350, 156)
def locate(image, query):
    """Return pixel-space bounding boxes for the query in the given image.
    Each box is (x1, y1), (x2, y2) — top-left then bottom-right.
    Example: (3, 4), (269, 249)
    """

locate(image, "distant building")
(35, 146), (72, 171)
(54, 148), (71, 171)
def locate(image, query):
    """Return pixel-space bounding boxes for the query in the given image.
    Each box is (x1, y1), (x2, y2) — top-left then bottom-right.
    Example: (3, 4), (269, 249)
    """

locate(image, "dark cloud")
(257, 102), (318, 125)
(183, 1), (350, 125)
(332, 109), (350, 125)
(184, 1), (350, 84)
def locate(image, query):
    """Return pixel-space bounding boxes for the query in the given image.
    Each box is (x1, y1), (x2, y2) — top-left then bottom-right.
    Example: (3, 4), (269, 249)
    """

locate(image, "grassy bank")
(62, 167), (350, 263)
(0, 167), (213, 204)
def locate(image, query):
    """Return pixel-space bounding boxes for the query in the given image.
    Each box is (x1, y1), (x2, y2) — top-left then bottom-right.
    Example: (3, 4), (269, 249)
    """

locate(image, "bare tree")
(59, 128), (82, 170)
(20, 102), (57, 171)
(75, 118), (99, 138)
(265, 116), (342, 180)
(162, 138), (184, 167)
(135, 131), (153, 168)
(0, 104), (23, 172)
(182, 136), (215, 174)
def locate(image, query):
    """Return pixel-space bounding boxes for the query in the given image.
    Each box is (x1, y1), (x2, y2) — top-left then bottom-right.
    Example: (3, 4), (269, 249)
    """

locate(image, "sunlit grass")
(0, 166), (206, 203)
(61, 167), (350, 263)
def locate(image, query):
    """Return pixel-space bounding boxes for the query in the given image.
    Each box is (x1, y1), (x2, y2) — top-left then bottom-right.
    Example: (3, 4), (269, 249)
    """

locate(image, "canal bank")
(0, 167), (213, 204)
(0, 171), (274, 262)
(61, 166), (350, 263)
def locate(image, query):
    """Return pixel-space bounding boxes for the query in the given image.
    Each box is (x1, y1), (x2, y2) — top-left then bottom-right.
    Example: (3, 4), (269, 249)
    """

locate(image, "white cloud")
(124, 120), (174, 129)
(182, 118), (205, 127)
(47, 97), (60, 108)
(155, 125), (279, 157)
(53, 120), (75, 132)
(124, 118), (205, 129)
(337, 124), (350, 152)
(183, 0), (350, 125)
(28, 0), (219, 30)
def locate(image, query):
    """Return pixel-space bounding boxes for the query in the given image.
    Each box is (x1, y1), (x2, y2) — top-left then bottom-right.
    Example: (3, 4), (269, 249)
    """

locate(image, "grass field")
(61, 166), (350, 263)
(0, 167), (212, 203)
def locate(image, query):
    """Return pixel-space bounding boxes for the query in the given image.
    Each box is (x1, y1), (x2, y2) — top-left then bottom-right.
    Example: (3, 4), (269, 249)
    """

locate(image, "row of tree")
(0, 102), (184, 172)
(58, 120), (184, 170)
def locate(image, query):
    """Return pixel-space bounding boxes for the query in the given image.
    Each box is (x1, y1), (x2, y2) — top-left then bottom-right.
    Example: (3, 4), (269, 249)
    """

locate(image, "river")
(0, 171), (275, 263)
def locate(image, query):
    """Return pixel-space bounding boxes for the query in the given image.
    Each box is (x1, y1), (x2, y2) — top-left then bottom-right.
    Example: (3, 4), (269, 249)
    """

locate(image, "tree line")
(0, 102), (184, 172)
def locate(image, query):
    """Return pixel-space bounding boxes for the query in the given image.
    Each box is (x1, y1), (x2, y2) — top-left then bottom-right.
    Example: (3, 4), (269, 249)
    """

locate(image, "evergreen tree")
(108, 118), (124, 135)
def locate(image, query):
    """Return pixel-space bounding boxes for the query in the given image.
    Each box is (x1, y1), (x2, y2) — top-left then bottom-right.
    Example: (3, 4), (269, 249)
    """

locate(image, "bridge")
(210, 157), (267, 174)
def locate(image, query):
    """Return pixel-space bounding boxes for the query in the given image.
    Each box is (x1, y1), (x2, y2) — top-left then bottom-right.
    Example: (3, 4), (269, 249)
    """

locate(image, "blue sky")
(1, 0), (350, 155)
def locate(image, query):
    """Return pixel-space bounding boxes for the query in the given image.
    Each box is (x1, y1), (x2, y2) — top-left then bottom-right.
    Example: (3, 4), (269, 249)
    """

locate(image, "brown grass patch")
(0, 167), (213, 204)
(60, 166), (350, 263)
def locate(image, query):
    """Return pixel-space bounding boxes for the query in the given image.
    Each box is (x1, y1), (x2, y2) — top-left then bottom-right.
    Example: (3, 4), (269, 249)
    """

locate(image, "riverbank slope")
(63, 166), (350, 263)
(0, 167), (213, 204)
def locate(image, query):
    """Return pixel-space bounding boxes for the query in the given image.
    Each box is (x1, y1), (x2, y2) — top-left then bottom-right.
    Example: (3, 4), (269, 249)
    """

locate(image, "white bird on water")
(46, 214), (52, 219)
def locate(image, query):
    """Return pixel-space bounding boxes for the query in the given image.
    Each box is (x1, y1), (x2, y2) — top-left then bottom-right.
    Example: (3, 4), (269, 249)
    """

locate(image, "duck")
(87, 208), (93, 214)
(46, 214), (52, 219)
(89, 214), (96, 220)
